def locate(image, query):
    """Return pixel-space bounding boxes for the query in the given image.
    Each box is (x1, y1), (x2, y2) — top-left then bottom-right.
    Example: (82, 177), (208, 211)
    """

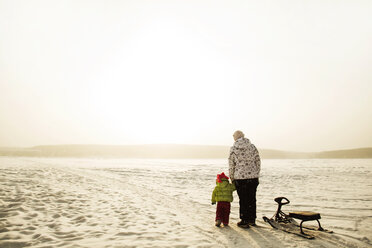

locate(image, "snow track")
(0, 157), (371, 247)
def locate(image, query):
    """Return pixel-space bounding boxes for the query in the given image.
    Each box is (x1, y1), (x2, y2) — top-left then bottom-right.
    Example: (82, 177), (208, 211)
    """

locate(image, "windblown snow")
(0, 157), (371, 248)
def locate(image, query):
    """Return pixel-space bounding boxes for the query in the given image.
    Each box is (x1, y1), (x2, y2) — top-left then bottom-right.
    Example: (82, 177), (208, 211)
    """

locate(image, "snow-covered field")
(0, 157), (371, 248)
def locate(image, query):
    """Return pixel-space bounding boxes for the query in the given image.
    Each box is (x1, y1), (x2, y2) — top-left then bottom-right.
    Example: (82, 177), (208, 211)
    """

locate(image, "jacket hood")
(216, 178), (229, 187)
(233, 137), (251, 149)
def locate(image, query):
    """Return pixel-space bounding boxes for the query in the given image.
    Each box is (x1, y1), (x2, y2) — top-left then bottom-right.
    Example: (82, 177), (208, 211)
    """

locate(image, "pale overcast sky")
(0, 0), (371, 151)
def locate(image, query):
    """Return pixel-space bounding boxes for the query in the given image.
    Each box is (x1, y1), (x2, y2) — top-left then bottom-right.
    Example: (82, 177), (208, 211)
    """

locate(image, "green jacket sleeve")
(211, 187), (216, 203)
(231, 182), (236, 191)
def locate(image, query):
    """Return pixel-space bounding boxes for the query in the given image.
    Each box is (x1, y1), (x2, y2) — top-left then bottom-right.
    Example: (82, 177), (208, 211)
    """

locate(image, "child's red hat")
(217, 172), (229, 183)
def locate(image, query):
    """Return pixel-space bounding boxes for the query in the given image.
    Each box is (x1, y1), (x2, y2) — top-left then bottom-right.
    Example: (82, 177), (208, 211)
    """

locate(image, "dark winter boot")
(237, 220), (250, 228)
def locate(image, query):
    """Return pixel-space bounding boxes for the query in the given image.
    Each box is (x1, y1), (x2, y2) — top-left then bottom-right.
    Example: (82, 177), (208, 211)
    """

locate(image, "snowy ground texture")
(0, 157), (371, 248)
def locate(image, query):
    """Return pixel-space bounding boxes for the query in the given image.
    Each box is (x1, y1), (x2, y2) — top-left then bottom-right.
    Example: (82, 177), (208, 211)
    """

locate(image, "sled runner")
(263, 197), (333, 239)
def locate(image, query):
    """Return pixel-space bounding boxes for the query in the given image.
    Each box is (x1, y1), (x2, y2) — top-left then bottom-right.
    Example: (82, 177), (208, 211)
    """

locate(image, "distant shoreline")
(1, 145), (372, 159)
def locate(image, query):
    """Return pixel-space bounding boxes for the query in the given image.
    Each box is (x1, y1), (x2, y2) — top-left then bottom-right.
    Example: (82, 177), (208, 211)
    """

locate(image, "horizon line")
(1, 143), (371, 154)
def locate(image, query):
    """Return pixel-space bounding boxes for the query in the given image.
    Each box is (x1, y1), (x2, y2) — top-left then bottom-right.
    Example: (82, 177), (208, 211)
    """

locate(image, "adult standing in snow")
(229, 130), (261, 228)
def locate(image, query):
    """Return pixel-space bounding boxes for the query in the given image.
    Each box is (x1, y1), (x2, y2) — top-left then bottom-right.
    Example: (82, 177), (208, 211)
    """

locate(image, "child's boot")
(215, 220), (221, 227)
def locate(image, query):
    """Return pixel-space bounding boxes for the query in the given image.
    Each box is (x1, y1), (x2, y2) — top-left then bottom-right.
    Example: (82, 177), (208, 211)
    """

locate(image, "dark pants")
(235, 178), (259, 222)
(215, 201), (231, 225)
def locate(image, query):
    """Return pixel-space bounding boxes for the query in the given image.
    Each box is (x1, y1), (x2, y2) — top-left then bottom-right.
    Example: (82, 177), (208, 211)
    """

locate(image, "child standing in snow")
(211, 172), (236, 227)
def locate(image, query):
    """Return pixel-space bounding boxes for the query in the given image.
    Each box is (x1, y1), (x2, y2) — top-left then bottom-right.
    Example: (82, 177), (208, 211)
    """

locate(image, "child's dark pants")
(216, 201), (231, 225)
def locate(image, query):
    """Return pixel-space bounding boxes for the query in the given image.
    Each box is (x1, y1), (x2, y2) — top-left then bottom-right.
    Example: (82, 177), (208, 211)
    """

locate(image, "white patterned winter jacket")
(229, 138), (261, 180)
